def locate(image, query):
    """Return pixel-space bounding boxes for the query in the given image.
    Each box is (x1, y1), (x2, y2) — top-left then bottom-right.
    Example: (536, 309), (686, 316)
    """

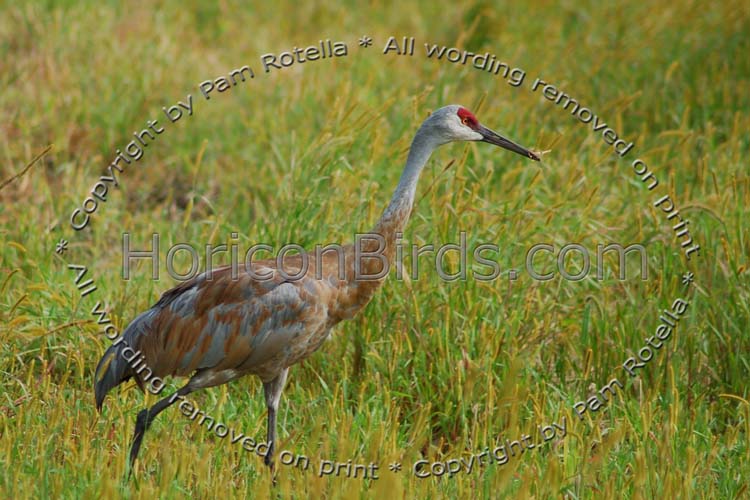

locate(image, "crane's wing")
(124, 263), (334, 380)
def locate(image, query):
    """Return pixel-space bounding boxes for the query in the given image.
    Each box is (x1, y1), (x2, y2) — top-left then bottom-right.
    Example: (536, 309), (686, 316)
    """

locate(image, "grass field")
(1, 1), (749, 498)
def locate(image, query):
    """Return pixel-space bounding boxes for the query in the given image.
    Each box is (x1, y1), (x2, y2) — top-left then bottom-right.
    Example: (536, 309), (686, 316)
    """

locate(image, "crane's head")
(423, 105), (540, 161)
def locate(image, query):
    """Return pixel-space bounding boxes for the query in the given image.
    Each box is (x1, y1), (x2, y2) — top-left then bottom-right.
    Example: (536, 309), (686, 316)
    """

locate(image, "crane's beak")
(479, 125), (540, 161)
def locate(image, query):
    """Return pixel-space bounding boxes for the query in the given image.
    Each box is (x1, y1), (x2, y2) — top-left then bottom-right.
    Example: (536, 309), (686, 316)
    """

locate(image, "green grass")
(1, 0), (749, 498)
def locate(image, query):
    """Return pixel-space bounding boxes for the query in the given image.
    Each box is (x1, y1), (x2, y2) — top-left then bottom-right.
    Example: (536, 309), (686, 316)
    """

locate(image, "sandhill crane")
(94, 104), (540, 471)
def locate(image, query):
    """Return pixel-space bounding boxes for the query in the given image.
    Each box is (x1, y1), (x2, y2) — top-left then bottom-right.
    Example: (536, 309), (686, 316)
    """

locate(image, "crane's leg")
(128, 369), (239, 474)
(263, 367), (289, 470)
(129, 383), (197, 470)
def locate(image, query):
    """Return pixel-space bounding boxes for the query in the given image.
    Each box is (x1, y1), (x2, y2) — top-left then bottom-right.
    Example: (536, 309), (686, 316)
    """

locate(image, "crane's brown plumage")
(113, 244), (387, 385)
(93, 104), (540, 473)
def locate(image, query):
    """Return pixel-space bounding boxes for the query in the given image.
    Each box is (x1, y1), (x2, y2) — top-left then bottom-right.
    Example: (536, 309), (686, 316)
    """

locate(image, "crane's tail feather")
(94, 340), (132, 412)
(94, 309), (156, 411)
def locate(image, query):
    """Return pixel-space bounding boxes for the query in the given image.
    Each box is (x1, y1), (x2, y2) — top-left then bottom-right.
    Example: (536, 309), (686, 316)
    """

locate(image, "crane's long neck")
(331, 127), (438, 321)
(371, 129), (437, 244)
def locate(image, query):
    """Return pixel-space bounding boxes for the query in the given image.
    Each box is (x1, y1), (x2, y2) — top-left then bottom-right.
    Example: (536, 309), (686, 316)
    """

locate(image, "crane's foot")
(264, 442), (279, 486)
(128, 409), (150, 472)
(264, 438), (276, 468)
(265, 458), (278, 487)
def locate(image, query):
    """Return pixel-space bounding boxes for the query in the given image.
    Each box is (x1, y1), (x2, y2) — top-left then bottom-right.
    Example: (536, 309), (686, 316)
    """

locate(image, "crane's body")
(113, 245), (380, 385)
(94, 104), (540, 471)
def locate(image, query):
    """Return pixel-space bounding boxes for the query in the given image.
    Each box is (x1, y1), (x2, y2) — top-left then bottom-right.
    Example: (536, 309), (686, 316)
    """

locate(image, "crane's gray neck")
(337, 125), (439, 302)
(372, 128), (438, 236)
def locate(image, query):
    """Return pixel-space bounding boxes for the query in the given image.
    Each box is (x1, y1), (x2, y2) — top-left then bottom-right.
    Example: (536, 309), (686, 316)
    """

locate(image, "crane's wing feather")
(128, 264), (332, 379)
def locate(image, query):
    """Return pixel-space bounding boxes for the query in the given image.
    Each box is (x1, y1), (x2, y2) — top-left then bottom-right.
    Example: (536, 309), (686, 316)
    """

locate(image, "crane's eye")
(462, 117), (470, 126)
